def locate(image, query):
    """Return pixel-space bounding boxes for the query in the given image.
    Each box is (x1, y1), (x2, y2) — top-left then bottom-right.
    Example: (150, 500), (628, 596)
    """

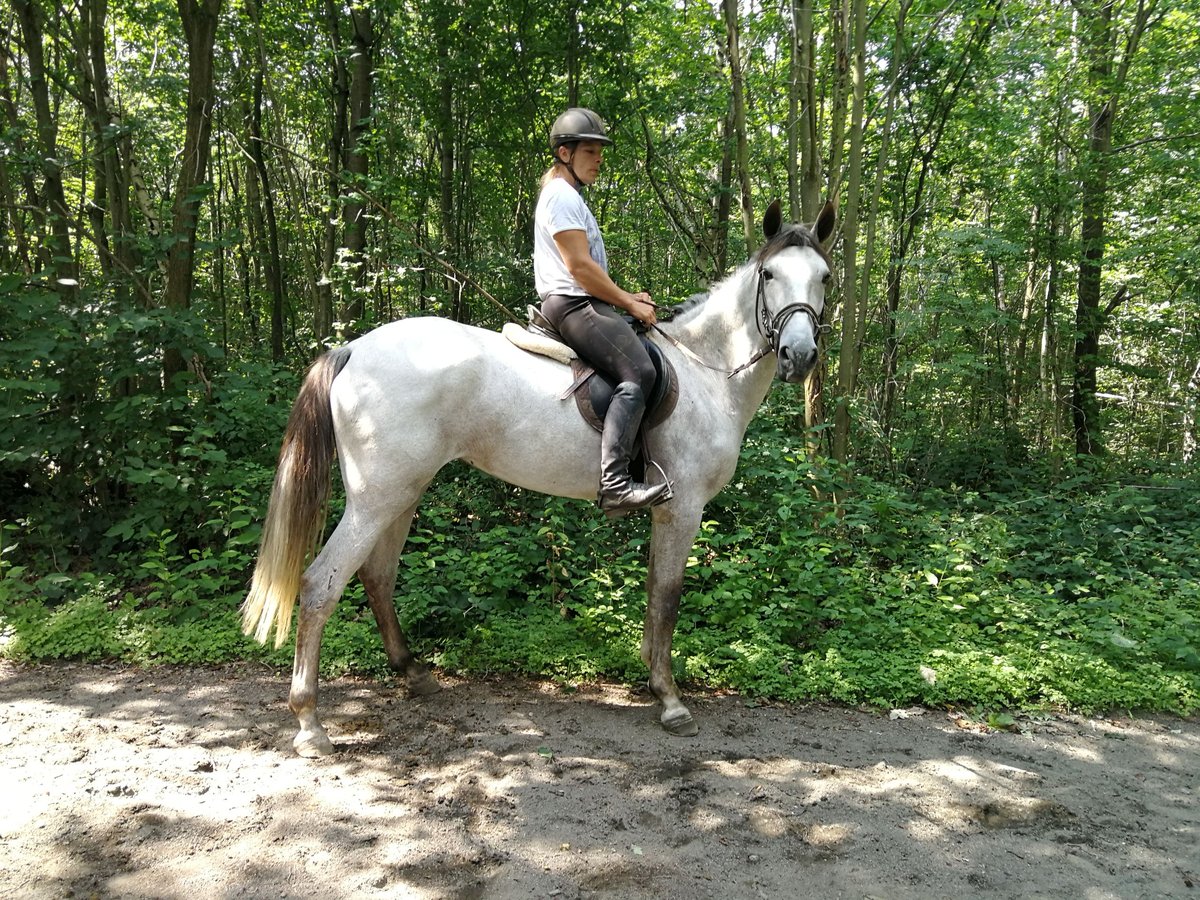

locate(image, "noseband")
(753, 262), (830, 356)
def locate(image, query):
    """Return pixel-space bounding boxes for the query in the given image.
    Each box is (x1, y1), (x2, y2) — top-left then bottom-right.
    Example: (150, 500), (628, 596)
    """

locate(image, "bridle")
(653, 260), (830, 379)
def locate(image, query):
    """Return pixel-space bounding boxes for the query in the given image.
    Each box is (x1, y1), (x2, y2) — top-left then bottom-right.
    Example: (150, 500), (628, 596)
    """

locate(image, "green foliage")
(3, 388), (1197, 714)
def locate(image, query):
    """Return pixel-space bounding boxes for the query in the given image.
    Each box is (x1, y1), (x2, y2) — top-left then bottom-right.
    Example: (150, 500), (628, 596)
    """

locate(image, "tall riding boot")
(598, 382), (672, 513)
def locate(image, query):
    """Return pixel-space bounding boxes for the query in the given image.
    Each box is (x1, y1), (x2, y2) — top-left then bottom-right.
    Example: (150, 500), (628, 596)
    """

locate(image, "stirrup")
(645, 459), (675, 505)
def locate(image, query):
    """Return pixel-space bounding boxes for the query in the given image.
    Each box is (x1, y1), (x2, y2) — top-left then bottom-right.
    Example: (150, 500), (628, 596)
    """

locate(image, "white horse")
(242, 199), (837, 757)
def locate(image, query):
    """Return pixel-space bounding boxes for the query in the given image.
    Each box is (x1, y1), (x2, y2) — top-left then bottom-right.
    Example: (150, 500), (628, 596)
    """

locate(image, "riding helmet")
(549, 108), (613, 150)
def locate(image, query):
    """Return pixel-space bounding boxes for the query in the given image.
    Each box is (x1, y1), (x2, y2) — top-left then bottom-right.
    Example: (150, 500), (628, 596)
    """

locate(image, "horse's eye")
(762, 269), (774, 281)
(822, 272), (831, 285)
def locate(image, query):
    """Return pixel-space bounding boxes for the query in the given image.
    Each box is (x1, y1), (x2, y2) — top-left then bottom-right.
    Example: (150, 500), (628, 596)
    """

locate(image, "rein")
(652, 263), (829, 379)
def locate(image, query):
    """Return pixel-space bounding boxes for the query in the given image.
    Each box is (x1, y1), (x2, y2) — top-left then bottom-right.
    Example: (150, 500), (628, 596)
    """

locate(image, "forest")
(1, 0), (1197, 716)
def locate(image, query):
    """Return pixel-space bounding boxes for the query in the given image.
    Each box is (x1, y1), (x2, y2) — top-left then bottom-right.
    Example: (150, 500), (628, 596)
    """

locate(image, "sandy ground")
(0, 660), (1196, 899)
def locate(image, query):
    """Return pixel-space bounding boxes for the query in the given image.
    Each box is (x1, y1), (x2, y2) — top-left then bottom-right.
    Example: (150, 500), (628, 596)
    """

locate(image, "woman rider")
(534, 108), (671, 513)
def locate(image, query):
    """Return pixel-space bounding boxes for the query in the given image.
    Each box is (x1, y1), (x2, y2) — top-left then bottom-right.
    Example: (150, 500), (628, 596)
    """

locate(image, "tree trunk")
(76, 0), (143, 301)
(247, 0), (286, 361)
(826, 0), (848, 203)
(13, 0), (77, 294)
(1183, 358), (1200, 464)
(830, 0), (866, 463)
(566, 6), (579, 108)
(714, 98), (734, 276)
(163, 0), (223, 387)
(340, 4), (373, 325)
(791, 0), (822, 222)
(1072, 3), (1115, 456)
(0, 21), (38, 274)
(1071, 0), (1158, 455)
(722, 0), (755, 253)
(317, 0), (348, 342)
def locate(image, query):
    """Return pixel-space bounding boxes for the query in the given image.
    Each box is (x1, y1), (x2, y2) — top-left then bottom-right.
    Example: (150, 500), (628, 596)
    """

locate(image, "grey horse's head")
(754, 200), (837, 383)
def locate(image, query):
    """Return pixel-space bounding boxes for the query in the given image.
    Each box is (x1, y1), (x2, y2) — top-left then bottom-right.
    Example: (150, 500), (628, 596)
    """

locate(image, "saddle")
(503, 306), (679, 434)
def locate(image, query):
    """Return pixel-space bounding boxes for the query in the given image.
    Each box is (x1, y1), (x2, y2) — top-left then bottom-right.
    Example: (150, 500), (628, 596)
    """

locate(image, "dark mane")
(755, 223), (832, 269)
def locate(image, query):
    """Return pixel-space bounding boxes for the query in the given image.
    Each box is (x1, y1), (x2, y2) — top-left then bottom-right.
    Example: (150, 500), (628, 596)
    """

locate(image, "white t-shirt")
(534, 177), (608, 300)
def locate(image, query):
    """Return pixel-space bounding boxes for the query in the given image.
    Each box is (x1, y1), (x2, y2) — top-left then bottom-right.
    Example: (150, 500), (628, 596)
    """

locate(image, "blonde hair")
(540, 165), (560, 189)
(540, 149), (571, 188)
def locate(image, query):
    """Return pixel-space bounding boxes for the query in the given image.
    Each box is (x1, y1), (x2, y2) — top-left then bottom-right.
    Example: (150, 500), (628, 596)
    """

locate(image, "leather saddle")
(504, 306), (679, 435)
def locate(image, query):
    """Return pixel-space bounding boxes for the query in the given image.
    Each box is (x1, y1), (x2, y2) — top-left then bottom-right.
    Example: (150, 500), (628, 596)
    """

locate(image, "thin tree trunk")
(826, 0), (848, 203)
(830, 0), (866, 463)
(0, 24), (41, 275)
(566, 6), (579, 108)
(1183, 358), (1200, 463)
(340, 4), (373, 325)
(792, 0), (822, 221)
(163, 0), (223, 387)
(13, 0), (77, 293)
(723, 0), (755, 253)
(247, 0), (286, 361)
(317, 0), (348, 341)
(714, 98), (734, 276)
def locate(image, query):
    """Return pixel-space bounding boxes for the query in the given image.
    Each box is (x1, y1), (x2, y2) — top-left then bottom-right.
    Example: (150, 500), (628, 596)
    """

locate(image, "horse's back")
(330, 317), (599, 500)
(339, 316), (552, 401)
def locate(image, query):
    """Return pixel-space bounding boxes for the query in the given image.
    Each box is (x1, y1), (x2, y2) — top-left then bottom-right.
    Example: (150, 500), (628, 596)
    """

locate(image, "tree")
(12, 0), (77, 293)
(723, 0), (756, 253)
(1071, 0), (1161, 455)
(162, 0), (223, 387)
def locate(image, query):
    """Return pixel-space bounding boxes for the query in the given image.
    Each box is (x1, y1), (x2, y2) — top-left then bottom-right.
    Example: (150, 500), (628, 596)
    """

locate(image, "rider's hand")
(628, 291), (657, 326)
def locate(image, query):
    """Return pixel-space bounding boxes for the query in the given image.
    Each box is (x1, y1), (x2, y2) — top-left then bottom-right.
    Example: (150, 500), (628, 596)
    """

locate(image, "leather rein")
(651, 262), (830, 379)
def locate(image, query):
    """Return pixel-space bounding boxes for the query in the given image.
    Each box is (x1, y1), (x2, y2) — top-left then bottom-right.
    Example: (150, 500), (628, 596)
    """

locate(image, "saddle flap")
(571, 338), (679, 434)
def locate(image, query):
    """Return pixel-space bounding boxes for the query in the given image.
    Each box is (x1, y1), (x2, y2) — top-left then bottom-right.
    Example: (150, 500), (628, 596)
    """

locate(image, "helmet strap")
(555, 145), (584, 191)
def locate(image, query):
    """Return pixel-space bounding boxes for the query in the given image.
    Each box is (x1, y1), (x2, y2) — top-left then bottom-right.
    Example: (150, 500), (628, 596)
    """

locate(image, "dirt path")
(1, 661), (1196, 899)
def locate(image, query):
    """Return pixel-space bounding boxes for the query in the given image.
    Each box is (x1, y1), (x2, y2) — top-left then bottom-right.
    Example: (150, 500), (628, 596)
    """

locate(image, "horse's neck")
(669, 267), (778, 425)
(672, 267), (759, 362)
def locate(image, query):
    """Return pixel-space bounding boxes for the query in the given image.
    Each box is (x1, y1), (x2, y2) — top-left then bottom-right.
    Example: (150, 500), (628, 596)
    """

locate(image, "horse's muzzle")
(776, 343), (819, 383)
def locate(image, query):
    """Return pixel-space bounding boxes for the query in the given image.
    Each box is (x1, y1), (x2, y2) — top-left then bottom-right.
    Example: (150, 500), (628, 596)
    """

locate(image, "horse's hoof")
(662, 710), (699, 737)
(294, 729), (335, 758)
(408, 672), (442, 697)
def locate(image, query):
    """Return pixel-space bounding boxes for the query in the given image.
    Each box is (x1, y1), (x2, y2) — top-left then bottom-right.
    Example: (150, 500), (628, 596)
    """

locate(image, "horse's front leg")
(643, 502), (703, 736)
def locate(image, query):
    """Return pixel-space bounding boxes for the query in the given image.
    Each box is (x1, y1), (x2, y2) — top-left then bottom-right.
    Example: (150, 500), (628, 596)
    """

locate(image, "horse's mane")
(665, 222), (829, 324)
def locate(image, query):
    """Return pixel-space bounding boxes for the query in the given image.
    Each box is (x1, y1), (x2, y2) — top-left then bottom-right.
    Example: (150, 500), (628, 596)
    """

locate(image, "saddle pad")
(501, 322), (677, 434)
(501, 322), (577, 365)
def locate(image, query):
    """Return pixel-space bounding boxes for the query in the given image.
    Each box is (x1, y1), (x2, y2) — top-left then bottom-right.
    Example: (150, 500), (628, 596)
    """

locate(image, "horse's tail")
(241, 348), (353, 648)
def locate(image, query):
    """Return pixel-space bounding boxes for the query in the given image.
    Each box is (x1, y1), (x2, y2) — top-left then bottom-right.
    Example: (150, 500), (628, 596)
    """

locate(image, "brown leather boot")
(598, 382), (672, 514)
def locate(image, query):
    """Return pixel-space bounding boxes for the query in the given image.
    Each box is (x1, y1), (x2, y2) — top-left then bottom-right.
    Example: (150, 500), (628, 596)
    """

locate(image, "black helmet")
(549, 107), (613, 151)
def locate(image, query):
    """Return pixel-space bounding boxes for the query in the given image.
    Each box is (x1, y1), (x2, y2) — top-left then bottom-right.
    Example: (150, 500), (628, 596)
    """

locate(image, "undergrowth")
(2, 385), (1198, 717)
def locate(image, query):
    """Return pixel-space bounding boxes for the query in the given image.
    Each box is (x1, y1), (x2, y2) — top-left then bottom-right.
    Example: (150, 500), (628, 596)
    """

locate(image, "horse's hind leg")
(358, 502), (441, 697)
(289, 510), (388, 758)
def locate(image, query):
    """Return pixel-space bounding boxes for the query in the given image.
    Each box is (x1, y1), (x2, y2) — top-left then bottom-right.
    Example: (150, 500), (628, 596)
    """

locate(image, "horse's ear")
(763, 199), (782, 239)
(814, 199), (837, 247)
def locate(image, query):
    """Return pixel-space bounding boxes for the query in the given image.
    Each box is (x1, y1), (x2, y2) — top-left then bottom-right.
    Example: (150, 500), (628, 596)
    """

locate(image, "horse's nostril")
(779, 346), (790, 360)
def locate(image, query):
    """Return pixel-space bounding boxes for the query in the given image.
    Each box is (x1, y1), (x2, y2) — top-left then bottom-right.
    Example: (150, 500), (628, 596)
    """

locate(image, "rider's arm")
(553, 229), (657, 326)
